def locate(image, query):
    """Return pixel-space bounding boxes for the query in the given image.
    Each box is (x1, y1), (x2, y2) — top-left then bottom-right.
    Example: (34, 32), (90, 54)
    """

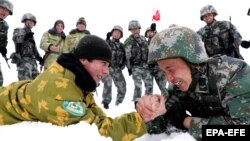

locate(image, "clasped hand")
(136, 95), (166, 122)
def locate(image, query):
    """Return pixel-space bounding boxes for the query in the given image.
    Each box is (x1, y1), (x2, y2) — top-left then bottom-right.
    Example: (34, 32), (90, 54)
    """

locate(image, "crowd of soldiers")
(0, 0), (249, 111)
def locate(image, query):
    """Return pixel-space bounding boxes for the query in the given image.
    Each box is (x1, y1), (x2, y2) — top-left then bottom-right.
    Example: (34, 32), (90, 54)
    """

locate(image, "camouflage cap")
(0, 0), (13, 15)
(148, 26), (208, 64)
(77, 17), (86, 26)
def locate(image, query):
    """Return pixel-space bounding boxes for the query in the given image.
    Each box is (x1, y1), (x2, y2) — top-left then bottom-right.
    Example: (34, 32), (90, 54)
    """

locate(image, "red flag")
(152, 10), (160, 21)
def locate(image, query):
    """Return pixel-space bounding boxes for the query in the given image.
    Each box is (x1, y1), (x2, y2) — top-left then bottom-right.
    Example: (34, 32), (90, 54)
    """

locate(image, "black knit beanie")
(73, 35), (112, 63)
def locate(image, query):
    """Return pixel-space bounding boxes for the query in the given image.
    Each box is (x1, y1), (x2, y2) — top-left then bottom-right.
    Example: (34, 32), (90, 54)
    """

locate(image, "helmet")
(148, 26), (208, 64)
(200, 5), (218, 20)
(77, 17), (86, 26)
(128, 20), (141, 30)
(21, 13), (37, 25)
(0, 0), (13, 15)
(111, 25), (123, 38)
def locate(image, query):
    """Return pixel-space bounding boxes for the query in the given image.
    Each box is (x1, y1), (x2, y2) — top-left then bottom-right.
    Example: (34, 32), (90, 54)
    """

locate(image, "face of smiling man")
(158, 58), (192, 92)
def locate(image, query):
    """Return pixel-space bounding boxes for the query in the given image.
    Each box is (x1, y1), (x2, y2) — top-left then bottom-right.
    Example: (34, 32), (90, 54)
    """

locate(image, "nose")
(103, 66), (109, 75)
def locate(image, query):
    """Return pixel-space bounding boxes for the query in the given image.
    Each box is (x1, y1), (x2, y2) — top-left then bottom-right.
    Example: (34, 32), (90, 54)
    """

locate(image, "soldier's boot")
(102, 102), (109, 109)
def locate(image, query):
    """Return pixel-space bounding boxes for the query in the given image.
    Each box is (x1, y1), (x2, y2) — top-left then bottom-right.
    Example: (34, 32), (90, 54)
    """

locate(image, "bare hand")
(136, 95), (167, 122)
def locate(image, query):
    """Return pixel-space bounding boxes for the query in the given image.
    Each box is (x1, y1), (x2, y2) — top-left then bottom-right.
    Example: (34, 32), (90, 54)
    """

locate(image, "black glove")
(106, 32), (112, 40)
(128, 69), (132, 76)
(24, 32), (34, 41)
(147, 116), (167, 134)
(0, 47), (7, 58)
(241, 40), (250, 49)
(150, 23), (156, 31)
(166, 96), (188, 130)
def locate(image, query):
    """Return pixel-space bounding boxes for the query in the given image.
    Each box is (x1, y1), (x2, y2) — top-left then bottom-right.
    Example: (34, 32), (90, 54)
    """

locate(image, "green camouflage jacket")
(0, 62), (147, 141)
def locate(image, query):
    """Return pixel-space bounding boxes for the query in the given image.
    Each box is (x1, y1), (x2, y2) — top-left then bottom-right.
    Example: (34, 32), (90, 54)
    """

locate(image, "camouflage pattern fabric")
(0, 65), (3, 86)
(12, 27), (40, 80)
(124, 35), (153, 100)
(102, 39), (127, 105)
(102, 67), (126, 105)
(16, 57), (39, 80)
(197, 20), (242, 58)
(0, 62), (147, 141)
(40, 31), (65, 70)
(64, 29), (89, 53)
(0, 20), (9, 86)
(131, 65), (153, 100)
(148, 26), (250, 140)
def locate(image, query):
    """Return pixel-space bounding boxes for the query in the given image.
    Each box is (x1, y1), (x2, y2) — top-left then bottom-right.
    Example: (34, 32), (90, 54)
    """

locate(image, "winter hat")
(54, 19), (65, 29)
(77, 17), (86, 26)
(73, 35), (112, 63)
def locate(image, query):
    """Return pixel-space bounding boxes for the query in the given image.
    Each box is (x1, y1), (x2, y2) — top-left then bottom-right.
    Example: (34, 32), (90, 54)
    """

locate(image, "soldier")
(101, 25), (126, 109)
(0, 35), (152, 141)
(0, 0), (13, 86)
(145, 23), (168, 97)
(40, 19), (66, 70)
(136, 26), (250, 141)
(11, 13), (43, 81)
(197, 5), (243, 59)
(124, 20), (153, 101)
(64, 17), (90, 53)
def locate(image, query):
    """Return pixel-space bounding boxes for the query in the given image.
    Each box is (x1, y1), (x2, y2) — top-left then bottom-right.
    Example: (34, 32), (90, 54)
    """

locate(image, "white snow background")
(0, 0), (249, 141)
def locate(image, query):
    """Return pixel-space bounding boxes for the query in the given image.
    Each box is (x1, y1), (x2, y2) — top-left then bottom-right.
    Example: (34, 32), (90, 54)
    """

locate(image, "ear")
(79, 59), (87, 65)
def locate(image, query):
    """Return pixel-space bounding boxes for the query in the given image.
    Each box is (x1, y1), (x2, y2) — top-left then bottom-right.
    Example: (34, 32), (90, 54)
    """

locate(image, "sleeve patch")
(62, 101), (86, 117)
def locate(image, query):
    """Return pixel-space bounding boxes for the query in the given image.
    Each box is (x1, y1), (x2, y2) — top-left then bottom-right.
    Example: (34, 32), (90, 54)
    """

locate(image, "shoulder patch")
(62, 101), (86, 117)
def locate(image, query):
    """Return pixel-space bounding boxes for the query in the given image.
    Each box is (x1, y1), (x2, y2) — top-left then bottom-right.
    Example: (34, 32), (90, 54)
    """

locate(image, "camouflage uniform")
(145, 27), (168, 97)
(0, 0), (13, 86)
(11, 13), (42, 81)
(40, 20), (66, 70)
(102, 26), (126, 107)
(148, 26), (250, 140)
(124, 20), (153, 101)
(197, 5), (243, 59)
(64, 17), (90, 53)
(0, 60), (147, 141)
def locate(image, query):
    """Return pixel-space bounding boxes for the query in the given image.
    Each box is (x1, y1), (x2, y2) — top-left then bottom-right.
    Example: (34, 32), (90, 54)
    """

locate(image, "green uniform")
(0, 61), (147, 141)
(64, 29), (90, 53)
(40, 29), (66, 70)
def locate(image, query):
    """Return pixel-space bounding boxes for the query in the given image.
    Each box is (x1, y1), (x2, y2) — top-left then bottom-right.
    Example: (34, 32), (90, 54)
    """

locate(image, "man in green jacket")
(0, 35), (159, 141)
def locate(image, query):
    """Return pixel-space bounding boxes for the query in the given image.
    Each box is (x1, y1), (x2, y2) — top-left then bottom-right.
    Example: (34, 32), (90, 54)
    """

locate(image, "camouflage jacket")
(167, 55), (250, 140)
(0, 62), (147, 141)
(0, 20), (9, 56)
(39, 29), (66, 69)
(107, 38), (126, 69)
(124, 35), (148, 69)
(197, 20), (242, 58)
(12, 27), (40, 59)
(64, 29), (90, 53)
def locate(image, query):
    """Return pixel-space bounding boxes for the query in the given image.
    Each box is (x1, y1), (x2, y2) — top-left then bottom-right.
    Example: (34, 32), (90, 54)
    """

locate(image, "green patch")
(62, 101), (86, 117)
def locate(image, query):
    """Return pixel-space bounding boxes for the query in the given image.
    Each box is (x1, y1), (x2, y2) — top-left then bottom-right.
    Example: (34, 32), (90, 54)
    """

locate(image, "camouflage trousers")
(102, 67), (126, 105)
(0, 64), (3, 86)
(16, 57), (40, 81)
(149, 65), (168, 97)
(131, 65), (153, 101)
